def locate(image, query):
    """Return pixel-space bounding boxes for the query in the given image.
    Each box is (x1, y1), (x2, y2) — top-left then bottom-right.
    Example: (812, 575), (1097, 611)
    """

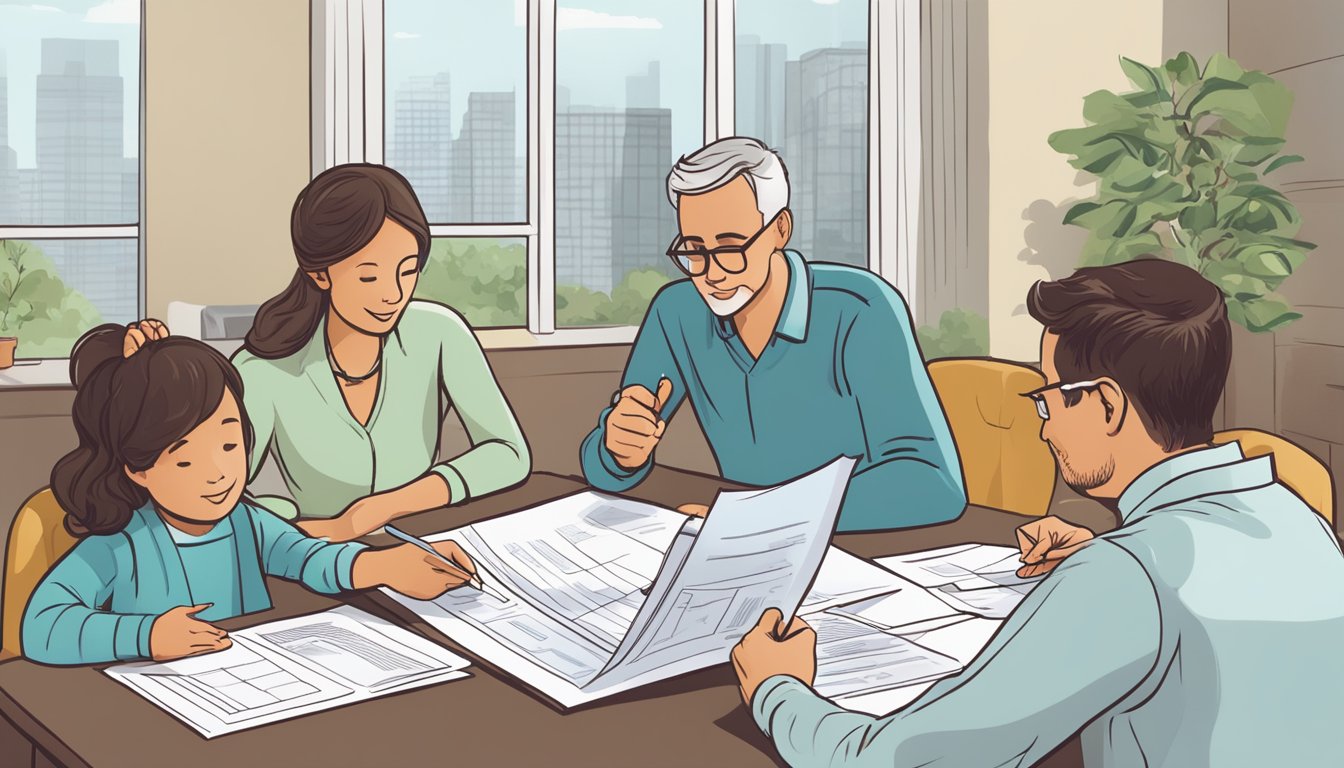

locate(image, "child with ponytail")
(23, 324), (478, 665)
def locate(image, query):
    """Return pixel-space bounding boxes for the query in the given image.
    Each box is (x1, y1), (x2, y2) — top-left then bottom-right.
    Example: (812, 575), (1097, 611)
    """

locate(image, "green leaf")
(1238, 295), (1301, 333)
(1164, 52), (1201, 88)
(1062, 201), (1105, 227)
(1181, 77), (1249, 116)
(1263, 154), (1304, 175)
(1118, 57), (1171, 98)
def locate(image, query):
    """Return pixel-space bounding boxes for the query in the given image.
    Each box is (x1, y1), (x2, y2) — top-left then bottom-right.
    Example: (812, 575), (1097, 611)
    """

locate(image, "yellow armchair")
(927, 358), (1056, 517)
(1213, 429), (1335, 524)
(3, 489), (77, 658)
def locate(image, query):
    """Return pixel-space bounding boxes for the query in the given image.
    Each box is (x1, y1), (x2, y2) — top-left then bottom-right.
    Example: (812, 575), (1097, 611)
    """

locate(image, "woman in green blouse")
(229, 163), (530, 541)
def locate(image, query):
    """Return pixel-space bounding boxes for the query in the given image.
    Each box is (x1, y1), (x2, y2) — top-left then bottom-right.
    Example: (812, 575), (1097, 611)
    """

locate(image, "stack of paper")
(106, 605), (471, 738)
(877, 544), (1041, 619)
(385, 457), (859, 708)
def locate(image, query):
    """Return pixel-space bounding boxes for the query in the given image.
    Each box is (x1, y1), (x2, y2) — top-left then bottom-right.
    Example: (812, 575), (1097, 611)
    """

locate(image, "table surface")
(0, 468), (1119, 768)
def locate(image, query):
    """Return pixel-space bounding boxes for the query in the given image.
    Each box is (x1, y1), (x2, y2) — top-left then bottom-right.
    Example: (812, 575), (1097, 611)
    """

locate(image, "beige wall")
(143, 0), (310, 319)
(984, 0), (1164, 360)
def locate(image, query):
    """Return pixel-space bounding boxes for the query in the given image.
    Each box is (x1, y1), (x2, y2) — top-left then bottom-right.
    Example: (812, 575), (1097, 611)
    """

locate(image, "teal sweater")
(22, 501), (366, 665)
(581, 250), (965, 531)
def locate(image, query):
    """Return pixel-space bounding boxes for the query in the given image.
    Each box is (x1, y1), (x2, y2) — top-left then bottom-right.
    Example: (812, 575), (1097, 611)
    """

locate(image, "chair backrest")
(927, 358), (1056, 517)
(3, 488), (77, 657)
(1212, 429), (1335, 524)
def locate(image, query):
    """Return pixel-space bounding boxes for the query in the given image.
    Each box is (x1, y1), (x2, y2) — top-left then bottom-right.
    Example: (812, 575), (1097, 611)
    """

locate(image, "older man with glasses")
(578, 136), (966, 532)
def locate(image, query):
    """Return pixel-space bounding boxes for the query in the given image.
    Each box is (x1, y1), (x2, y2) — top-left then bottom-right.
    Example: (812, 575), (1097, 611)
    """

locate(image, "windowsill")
(0, 326), (639, 390)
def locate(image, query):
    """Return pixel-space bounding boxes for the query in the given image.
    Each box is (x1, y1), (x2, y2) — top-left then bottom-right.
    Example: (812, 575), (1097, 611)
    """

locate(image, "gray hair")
(666, 137), (790, 222)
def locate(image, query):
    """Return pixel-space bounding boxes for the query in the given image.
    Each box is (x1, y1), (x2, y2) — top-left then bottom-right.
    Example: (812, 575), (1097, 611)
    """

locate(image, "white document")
(106, 605), (471, 738)
(384, 456), (857, 708)
(828, 581), (968, 634)
(878, 545), (1042, 620)
(879, 544), (1023, 588)
(809, 612), (960, 699)
(798, 548), (912, 615)
(832, 617), (1005, 715)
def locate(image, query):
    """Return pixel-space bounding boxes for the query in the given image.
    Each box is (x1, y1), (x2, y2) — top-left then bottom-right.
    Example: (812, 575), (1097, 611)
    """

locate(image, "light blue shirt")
(752, 443), (1344, 766)
(580, 250), (966, 531)
(165, 515), (243, 622)
(23, 501), (366, 665)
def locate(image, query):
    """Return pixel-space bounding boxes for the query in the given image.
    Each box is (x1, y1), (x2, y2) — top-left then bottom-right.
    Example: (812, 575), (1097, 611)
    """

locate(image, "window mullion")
(530, 0), (556, 335)
(705, 0), (735, 144)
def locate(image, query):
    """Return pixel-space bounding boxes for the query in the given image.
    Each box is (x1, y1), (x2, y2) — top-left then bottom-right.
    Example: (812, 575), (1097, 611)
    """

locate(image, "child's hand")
(150, 604), (232, 661)
(354, 541), (477, 599)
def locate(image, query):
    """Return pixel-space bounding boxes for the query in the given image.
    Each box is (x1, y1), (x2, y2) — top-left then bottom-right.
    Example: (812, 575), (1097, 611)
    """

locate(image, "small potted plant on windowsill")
(1, 240), (104, 368)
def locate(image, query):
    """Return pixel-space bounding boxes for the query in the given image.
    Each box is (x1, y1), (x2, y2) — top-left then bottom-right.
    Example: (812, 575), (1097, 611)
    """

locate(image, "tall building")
(556, 106), (673, 294)
(31, 38), (137, 323)
(0, 53), (19, 222)
(388, 72), (452, 221)
(450, 91), (521, 222)
(35, 39), (128, 225)
(736, 35), (787, 148)
(786, 47), (867, 266)
(625, 61), (660, 109)
(613, 108), (674, 288)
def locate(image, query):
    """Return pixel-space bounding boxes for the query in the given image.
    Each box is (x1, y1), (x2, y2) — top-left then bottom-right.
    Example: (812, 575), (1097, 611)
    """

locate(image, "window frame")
(0, 1), (147, 349)
(315, 0), (919, 339)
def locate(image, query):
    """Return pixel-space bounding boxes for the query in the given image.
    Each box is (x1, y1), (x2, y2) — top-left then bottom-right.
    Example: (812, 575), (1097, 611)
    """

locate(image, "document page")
(799, 547), (914, 615)
(385, 457), (858, 708)
(456, 493), (686, 652)
(808, 612), (960, 699)
(878, 545), (1044, 620)
(105, 606), (470, 738)
(591, 456), (856, 689)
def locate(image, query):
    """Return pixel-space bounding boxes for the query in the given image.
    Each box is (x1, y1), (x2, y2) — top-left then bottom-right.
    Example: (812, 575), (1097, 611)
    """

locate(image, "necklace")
(325, 331), (384, 385)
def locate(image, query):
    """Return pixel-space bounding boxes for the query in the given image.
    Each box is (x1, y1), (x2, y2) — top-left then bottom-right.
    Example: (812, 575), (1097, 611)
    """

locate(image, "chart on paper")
(106, 606), (471, 738)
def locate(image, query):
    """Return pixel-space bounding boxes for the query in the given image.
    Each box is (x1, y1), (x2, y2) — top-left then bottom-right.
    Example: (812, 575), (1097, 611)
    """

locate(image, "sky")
(0, 0), (866, 169)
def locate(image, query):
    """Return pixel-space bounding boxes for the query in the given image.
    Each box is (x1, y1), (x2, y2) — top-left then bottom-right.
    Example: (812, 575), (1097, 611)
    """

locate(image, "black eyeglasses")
(1023, 379), (1103, 421)
(665, 210), (786, 277)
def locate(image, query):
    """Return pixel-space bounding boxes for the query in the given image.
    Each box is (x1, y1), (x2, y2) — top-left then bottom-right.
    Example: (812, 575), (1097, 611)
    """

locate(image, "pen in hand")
(382, 523), (485, 592)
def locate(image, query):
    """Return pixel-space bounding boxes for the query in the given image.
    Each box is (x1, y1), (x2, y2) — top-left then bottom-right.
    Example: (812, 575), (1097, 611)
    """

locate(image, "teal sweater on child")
(22, 500), (366, 665)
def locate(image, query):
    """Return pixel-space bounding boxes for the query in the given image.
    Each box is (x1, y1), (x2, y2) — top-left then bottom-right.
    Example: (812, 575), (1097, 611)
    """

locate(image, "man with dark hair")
(730, 259), (1344, 767)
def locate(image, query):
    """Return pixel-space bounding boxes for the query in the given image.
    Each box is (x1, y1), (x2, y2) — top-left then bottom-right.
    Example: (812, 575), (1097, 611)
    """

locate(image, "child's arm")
(248, 503), (368, 593)
(21, 538), (158, 665)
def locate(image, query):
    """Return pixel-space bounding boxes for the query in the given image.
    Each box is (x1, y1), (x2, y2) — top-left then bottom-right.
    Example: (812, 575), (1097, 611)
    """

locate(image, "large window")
(0, 1), (141, 358)
(554, 1), (700, 328)
(736, 0), (868, 267)
(324, 0), (916, 338)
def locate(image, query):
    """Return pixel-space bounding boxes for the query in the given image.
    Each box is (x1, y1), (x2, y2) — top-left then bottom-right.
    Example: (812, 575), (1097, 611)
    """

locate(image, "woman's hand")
(123, 319), (168, 358)
(353, 541), (477, 599)
(149, 604), (232, 661)
(297, 496), (390, 542)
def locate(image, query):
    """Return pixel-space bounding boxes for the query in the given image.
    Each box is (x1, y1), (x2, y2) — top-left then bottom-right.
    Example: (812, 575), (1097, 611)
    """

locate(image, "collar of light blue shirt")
(1117, 441), (1278, 523)
(712, 249), (811, 343)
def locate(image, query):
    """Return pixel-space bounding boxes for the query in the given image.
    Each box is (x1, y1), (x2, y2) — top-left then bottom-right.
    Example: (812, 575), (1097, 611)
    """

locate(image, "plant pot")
(0, 337), (15, 370)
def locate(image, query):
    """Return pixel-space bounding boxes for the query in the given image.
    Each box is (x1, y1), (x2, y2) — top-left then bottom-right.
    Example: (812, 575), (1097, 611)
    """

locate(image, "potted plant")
(1048, 51), (1315, 333)
(0, 240), (102, 367)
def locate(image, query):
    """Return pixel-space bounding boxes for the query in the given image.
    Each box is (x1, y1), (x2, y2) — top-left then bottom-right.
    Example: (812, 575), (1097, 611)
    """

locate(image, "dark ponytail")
(243, 163), (431, 360)
(51, 325), (254, 536)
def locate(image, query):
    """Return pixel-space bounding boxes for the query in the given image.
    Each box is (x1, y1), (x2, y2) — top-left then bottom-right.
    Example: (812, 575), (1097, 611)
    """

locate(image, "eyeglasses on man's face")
(665, 210), (785, 277)
(1024, 379), (1103, 421)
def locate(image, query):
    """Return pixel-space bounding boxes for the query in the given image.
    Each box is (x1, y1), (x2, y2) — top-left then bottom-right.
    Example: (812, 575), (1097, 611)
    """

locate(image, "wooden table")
(0, 468), (1119, 768)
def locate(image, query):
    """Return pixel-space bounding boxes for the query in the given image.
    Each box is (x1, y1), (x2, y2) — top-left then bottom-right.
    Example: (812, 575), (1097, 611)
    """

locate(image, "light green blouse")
(232, 300), (530, 519)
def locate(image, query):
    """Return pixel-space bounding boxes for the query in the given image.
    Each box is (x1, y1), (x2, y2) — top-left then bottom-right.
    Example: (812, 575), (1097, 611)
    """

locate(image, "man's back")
(746, 443), (1344, 767)
(1095, 446), (1344, 766)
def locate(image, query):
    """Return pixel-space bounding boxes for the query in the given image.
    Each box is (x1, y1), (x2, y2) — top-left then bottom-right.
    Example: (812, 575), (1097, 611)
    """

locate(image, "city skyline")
(0, 36), (137, 325)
